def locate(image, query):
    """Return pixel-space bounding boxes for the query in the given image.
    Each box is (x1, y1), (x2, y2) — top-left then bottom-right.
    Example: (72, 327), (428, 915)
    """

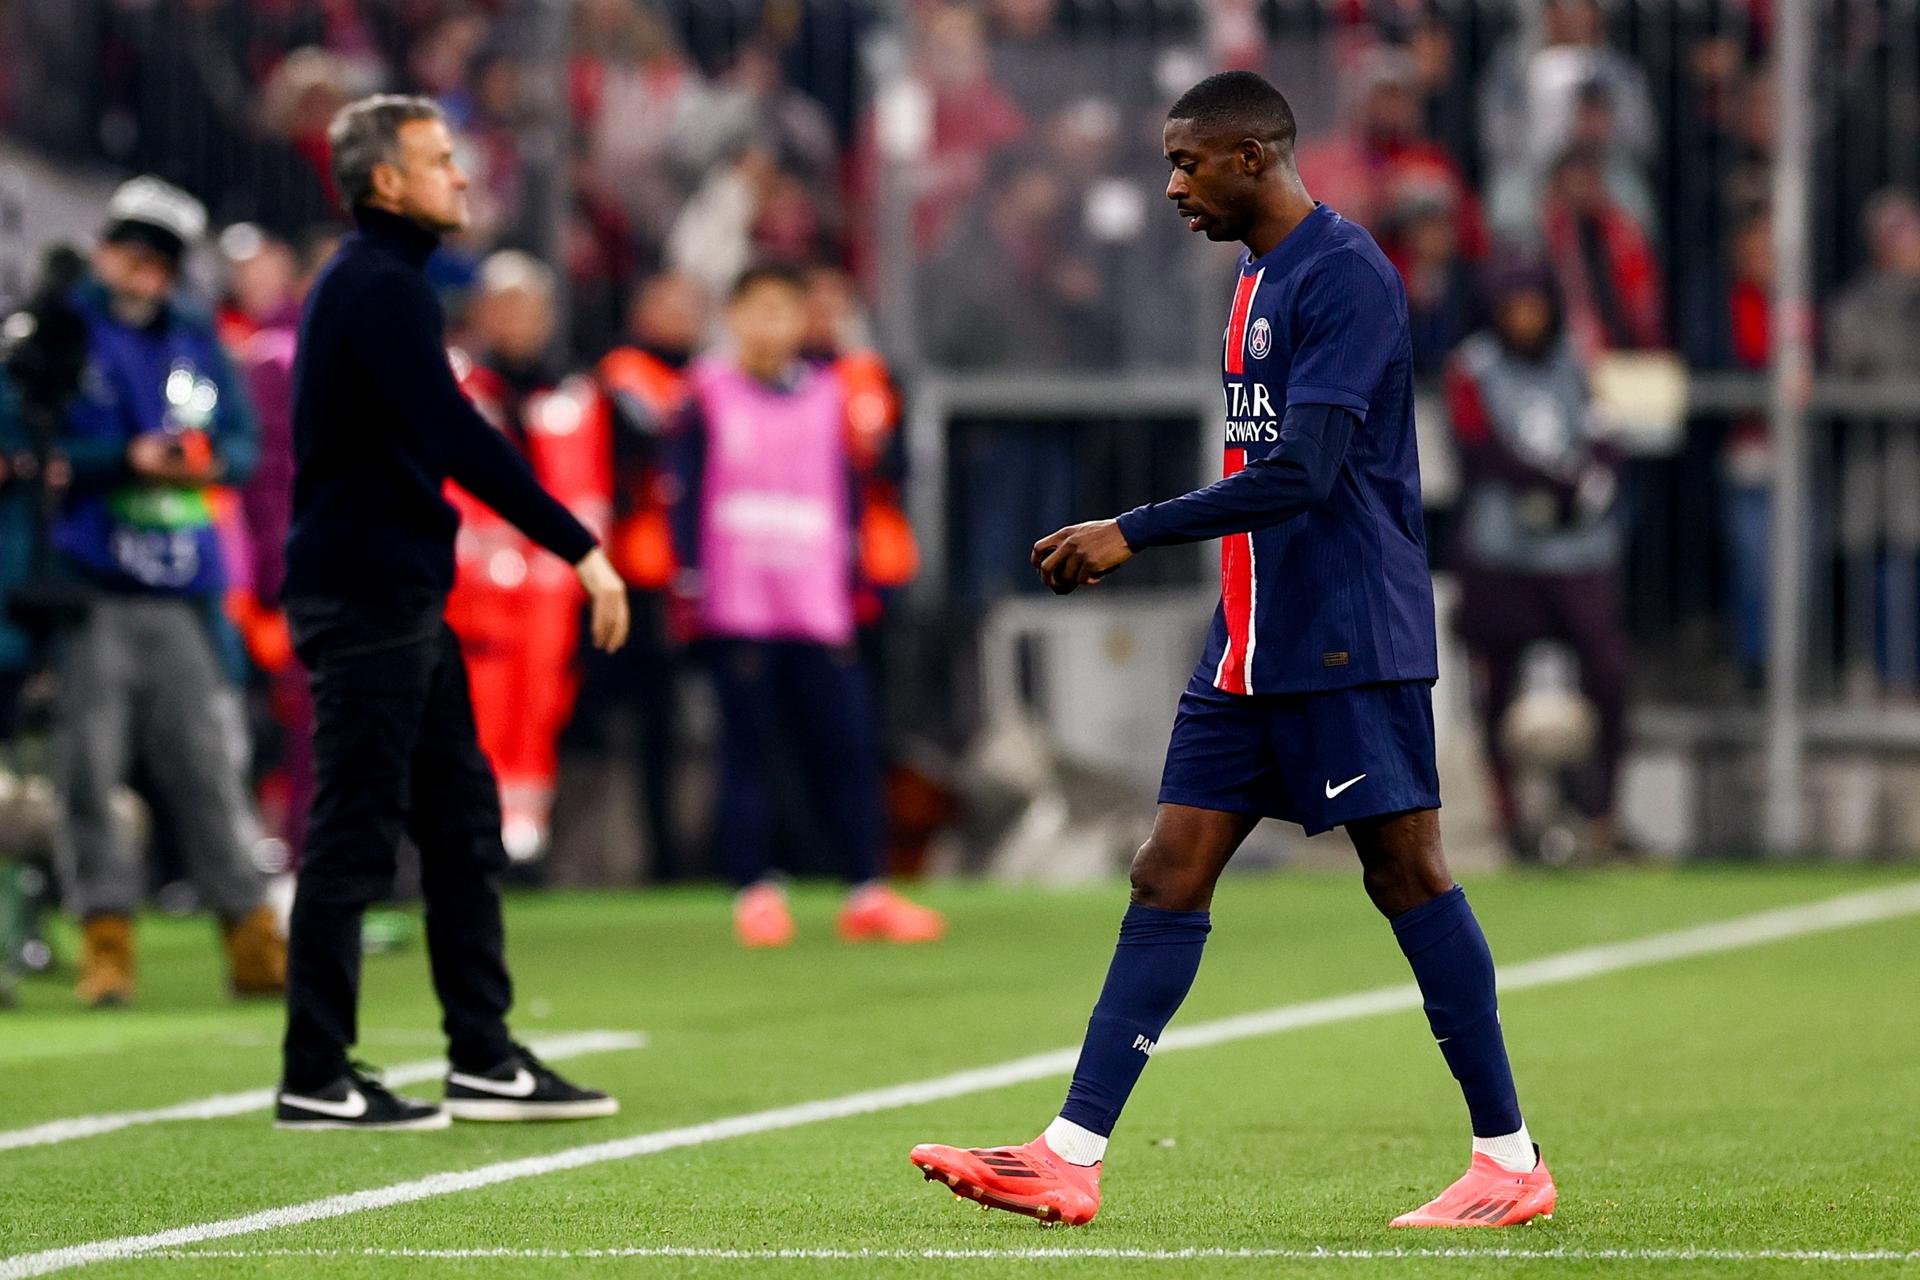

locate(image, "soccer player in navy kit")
(910, 72), (1556, 1228)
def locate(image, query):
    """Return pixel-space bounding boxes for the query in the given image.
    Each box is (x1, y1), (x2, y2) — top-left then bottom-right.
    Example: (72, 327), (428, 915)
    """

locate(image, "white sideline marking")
(0, 1031), (646, 1153)
(142, 1246), (1920, 1264)
(5, 882), (1918, 1280)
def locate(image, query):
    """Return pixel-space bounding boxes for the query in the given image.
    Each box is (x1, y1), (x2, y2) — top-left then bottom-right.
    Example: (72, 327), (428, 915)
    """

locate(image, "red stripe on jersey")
(1214, 447), (1252, 694)
(1223, 270), (1260, 375)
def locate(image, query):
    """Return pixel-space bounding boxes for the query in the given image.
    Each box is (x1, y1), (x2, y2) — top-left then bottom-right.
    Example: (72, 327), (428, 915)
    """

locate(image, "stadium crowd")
(4, 0), (1920, 1000)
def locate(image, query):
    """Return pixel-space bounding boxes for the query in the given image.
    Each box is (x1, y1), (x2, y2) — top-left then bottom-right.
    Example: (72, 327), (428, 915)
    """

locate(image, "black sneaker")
(443, 1041), (619, 1121)
(275, 1063), (450, 1131)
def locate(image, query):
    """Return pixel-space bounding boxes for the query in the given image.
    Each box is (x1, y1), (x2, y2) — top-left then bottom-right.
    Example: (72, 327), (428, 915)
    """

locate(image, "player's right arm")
(1112, 402), (1357, 548)
(1032, 402), (1358, 594)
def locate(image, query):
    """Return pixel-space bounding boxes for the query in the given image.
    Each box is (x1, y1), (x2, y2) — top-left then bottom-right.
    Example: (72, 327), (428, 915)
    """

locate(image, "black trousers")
(281, 592), (514, 1090)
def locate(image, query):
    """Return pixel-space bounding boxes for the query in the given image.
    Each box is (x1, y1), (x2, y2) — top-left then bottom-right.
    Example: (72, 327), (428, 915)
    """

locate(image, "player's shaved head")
(1164, 71), (1310, 252)
(1167, 71), (1298, 153)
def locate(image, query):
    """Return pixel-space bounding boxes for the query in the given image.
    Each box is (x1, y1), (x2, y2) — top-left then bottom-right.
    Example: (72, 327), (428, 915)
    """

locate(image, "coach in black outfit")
(274, 95), (630, 1130)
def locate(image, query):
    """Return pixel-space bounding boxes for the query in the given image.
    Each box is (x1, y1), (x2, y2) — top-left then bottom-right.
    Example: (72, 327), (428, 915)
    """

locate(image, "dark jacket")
(284, 205), (594, 601)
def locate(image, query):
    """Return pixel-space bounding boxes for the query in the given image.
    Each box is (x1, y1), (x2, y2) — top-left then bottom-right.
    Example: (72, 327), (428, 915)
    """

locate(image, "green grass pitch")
(2, 865), (1917, 1279)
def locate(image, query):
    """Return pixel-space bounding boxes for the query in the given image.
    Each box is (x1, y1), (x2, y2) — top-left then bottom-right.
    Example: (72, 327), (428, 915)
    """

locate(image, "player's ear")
(1238, 137), (1267, 176)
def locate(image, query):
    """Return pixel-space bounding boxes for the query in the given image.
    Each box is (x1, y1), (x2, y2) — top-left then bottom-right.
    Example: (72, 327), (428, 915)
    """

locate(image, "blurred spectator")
(1828, 190), (1920, 379)
(667, 145), (799, 300)
(986, 0), (1071, 114)
(1681, 59), (1777, 255)
(0, 375), (33, 744)
(1488, 79), (1656, 251)
(921, 156), (1098, 369)
(1447, 266), (1629, 859)
(1829, 191), (1920, 692)
(678, 43), (841, 222)
(1478, 0), (1657, 186)
(447, 251), (613, 865)
(570, 0), (706, 260)
(563, 139), (643, 359)
(801, 264), (919, 629)
(447, 46), (530, 249)
(853, 1), (1025, 268)
(258, 47), (352, 204)
(45, 178), (281, 1005)
(1296, 48), (1487, 270)
(578, 270), (709, 881)
(1683, 207), (1777, 681)
(1385, 187), (1482, 377)
(668, 266), (943, 946)
(1539, 145), (1665, 357)
(411, 12), (493, 107)
(1404, 14), (1478, 182)
(219, 223), (335, 866)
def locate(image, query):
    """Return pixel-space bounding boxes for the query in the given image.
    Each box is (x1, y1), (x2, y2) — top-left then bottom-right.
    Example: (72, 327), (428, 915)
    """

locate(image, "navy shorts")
(1157, 674), (1441, 836)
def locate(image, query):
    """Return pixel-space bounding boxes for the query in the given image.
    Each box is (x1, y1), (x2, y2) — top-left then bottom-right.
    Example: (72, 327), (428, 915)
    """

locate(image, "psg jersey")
(1195, 203), (1437, 695)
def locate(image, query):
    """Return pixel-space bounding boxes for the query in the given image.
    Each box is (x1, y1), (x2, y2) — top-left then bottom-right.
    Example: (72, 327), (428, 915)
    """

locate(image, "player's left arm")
(1034, 251), (1393, 595)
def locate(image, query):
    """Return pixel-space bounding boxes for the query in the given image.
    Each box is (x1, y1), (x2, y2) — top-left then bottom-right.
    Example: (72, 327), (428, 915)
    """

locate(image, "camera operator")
(39, 177), (283, 1006)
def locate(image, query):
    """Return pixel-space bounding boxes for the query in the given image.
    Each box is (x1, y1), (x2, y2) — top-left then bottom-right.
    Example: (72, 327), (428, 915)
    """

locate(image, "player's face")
(377, 119), (470, 234)
(1164, 118), (1258, 243)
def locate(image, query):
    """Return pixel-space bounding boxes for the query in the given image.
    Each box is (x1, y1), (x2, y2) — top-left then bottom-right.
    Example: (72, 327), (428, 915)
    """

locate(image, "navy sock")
(1390, 885), (1524, 1137)
(1058, 903), (1211, 1138)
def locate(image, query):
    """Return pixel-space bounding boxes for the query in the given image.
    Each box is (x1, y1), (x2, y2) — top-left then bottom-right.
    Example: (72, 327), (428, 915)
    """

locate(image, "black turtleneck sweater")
(283, 205), (596, 601)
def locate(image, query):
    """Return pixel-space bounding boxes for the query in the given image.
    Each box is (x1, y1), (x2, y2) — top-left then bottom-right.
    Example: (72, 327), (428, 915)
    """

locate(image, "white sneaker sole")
(444, 1096), (620, 1122)
(273, 1110), (451, 1131)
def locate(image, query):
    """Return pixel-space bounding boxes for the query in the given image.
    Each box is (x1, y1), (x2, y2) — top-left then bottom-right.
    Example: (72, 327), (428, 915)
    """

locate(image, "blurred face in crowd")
(631, 272), (707, 356)
(224, 229), (299, 321)
(473, 55), (522, 122)
(1406, 207), (1459, 269)
(991, 167), (1064, 250)
(474, 282), (556, 367)
(1545, 0), (1606, 48)
(918, 4), (989, 90)
(727, 277), (808, 378)
(1731, 214), (1774, 287)
(370, 117), (470, 234)
(803, 267), (856, 354)
(991, 0), (1054, 41)
(92, 239), (175, 327)
(1164, 117), (1270, 244)
(1547, 149), (1607, 212)
(1495, 287), (1558, 360)
(1869, 197), (1920, 277)
(1738, 71), (1778, 154)
(1361, 80), (1420, 146)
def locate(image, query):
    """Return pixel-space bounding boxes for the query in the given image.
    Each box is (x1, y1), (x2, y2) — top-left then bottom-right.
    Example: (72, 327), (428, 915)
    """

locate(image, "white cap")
(104, 176), (208, 254)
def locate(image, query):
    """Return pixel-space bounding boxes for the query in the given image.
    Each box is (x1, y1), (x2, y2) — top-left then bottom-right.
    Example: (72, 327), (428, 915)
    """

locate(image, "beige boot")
(76, 914), (135, 1007)
(222, 905), (287, 997)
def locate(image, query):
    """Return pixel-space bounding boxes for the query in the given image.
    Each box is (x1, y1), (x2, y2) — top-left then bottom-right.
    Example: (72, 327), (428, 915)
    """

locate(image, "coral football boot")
(909, 1135), (1100, 1225)
(1390, 1146), (1556, 1227)
(838, 885), (946, 943)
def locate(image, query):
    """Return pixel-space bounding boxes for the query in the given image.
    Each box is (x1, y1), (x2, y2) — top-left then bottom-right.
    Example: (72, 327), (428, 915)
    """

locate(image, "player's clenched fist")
(1031, 519), (1134, 594)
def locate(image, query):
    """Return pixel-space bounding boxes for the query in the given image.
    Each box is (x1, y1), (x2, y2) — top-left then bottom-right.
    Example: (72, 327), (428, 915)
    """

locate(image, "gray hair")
(327, 94), (444, 211)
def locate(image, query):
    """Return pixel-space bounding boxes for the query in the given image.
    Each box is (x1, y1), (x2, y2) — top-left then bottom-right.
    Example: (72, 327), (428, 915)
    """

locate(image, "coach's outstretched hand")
(1032, 519), (1134, 595)
(575, 547), (632, 652)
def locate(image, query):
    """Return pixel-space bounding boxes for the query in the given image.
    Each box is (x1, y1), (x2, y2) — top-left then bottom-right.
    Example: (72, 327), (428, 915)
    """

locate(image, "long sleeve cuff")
(1116, 506), (1163, 551)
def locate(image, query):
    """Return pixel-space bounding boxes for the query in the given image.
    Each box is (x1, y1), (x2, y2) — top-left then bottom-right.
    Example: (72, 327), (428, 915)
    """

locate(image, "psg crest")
(1247, 317), (1272, 360)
